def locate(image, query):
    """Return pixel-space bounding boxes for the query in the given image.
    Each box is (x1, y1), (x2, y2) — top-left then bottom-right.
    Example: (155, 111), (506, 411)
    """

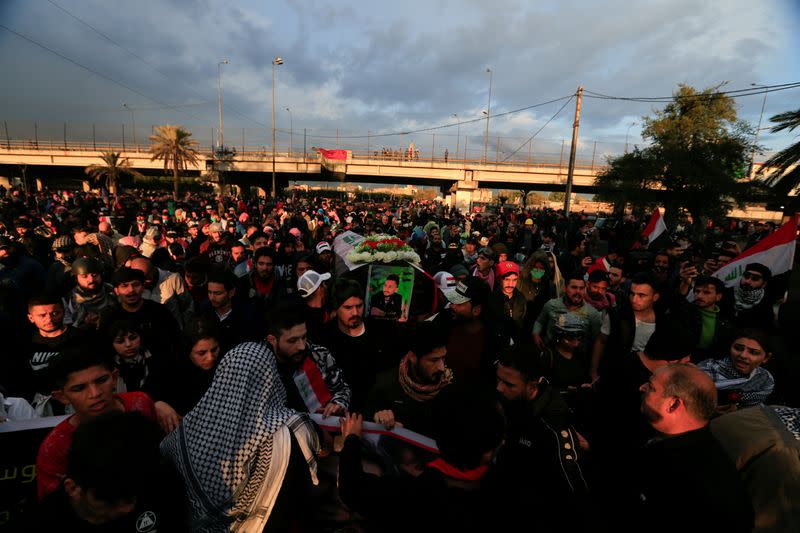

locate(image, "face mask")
(531, 268), (545, 280)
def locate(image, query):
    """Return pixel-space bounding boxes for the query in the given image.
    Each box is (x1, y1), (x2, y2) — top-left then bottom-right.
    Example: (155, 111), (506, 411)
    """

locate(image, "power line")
(502, 95), (575, 162)
(301, 95), (575, 139)
(584, 81), (800, 102)
(0, 23), (206, 123)
(45, 0), (272, 129)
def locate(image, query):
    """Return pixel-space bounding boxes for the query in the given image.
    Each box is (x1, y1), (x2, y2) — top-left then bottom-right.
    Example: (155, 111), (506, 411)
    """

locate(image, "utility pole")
(483, 68), (492, 163)
(217, 59), (229, 150)
(563, 86), (583, 216)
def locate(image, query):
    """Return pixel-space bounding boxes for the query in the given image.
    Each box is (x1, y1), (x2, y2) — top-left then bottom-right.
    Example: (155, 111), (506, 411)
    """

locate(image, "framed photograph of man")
(365, 264), (414, 321)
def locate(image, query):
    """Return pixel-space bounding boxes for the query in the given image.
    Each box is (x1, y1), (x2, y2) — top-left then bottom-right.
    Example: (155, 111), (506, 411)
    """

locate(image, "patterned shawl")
(160, 342), (319, 532)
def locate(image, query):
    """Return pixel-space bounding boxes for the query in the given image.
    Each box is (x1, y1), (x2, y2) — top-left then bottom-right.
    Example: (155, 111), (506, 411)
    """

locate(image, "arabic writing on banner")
(1, 416), (66, 529)
(333, 231), (366, 272)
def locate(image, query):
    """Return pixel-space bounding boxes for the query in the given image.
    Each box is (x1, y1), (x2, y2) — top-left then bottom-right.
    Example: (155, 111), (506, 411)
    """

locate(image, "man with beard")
(266, 302), (350, 417)
(99, 268), (179, 358)
(440, 277), (491, 384)
(321, 279), (387, 411)
(239, 246), (284, 315)
(63, 257), (117, 330)
(727, 263), (775, 331)
(366, 321), (452, 436)
(24, 295), (92, 415)
(491, 344), (589, 531)
(533, 272), (602, 353)
(487, 261), (527, 345)
(634, 364), (753, 532)
(369, 274), (403, 319)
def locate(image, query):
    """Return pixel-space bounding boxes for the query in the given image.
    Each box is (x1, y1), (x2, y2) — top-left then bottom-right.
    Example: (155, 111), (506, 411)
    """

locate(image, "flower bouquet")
(346, 234), (421, 265)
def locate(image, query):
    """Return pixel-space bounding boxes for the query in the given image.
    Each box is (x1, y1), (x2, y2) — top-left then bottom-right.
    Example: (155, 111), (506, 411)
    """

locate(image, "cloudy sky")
(1, 0), (798, 163)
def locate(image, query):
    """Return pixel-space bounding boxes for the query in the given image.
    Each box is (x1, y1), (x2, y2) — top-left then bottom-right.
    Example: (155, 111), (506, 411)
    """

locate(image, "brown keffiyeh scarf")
(398, 353), (453, 402)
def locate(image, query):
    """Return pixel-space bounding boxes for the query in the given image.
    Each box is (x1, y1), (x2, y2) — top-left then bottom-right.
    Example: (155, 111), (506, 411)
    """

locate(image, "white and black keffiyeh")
(160, 341), (320, 532)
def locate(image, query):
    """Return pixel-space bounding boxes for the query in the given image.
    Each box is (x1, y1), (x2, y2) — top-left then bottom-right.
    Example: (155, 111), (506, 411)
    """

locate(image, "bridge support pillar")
(81, 180), (91, 192)
(450, 181), (478, 213)
(35, 178), (43, 192)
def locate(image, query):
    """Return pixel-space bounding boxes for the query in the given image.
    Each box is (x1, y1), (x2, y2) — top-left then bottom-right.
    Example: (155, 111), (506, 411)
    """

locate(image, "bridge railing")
(1, 139), (607, 172)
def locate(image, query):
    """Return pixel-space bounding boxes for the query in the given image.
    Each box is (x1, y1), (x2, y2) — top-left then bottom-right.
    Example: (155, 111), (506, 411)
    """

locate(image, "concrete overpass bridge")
(0, 142), (779, 211)
(0, 141), (607, 209)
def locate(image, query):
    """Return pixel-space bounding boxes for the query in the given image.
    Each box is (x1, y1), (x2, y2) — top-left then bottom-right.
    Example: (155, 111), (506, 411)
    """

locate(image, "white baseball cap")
(433, 271), (457, 293)
(315, 241), (332, 254)
(297, 270), (331, 298)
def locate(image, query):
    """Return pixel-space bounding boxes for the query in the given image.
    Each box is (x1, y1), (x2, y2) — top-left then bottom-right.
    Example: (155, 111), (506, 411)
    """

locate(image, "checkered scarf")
(398, 353), (453, 402)
(161, 342), (319, 532)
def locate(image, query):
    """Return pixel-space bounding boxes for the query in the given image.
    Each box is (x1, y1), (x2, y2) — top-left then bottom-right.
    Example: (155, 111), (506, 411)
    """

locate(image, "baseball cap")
(443, 277), (489, 306)
(496, 261), (520, 278)
(524, 218), (534, 226)
(449, 264), (469, 278)
(433, 271), (457, 293)
(289, 228), (302, 239)
(297, 270), (331, 298)
(315, 241), (332, 254)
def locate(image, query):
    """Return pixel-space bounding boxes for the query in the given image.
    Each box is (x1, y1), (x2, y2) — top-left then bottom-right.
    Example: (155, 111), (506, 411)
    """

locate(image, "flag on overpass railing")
(315, 148), (348, 180)
(713, 213), (799, 288)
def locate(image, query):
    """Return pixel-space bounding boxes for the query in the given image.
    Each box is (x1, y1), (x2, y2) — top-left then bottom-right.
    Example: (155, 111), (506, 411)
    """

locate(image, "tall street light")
(217, 59), (229, 150)
(749, 83), (769, 177)
(271, 56), (283, 198)
(625, 121), (637, 154)
(122, 102), (136, 148)
(285, 107), (293, 156)
(484, 67), (492, 163)
(453, 113), (460, 159)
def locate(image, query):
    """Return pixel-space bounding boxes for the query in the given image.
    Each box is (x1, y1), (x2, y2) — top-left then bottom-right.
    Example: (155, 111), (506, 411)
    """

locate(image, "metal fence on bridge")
(0, 120), (639, 171)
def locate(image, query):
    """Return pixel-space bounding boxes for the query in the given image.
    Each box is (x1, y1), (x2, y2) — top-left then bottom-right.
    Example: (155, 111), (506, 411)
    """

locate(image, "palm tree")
(758, 109), (800, 203)
(149, 125), (200, 200)
(85, 151), (143, 194)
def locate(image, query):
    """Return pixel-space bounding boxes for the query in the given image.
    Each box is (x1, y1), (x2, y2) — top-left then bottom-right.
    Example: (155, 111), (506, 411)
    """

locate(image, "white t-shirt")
(631, 319), (656, 352)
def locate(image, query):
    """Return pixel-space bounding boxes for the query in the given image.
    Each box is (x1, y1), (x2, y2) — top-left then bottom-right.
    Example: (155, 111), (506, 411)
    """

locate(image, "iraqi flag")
(713, 213), (799, 288)
(315, 148), (348, 181)
(642, 208), (668, 248)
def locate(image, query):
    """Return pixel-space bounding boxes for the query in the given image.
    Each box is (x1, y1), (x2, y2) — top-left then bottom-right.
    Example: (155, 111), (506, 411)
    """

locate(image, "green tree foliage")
(149, 125), (200, 200)
(595, 84), (752, 233)
(758, 108), (800, 208)
(525, 191), (546, 206)
(548, 191), (565, 202)
(84, 151), (143, 194)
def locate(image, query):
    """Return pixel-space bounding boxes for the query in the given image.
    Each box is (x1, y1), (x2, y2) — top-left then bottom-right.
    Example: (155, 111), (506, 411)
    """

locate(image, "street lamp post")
(453, 113), (460, 160)
(285, 107), (293, 156)
(122, 103), (136, 148)
(483, 68), (492, 163)
(217, 59), (229, 151)
(625, 121), (637, 154)
(749, 83), (769, 177)
(271, 56), (283, 198)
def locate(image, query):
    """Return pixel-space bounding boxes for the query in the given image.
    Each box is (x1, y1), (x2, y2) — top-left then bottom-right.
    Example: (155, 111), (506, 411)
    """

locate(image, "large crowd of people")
(1, 185), (799, 532)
